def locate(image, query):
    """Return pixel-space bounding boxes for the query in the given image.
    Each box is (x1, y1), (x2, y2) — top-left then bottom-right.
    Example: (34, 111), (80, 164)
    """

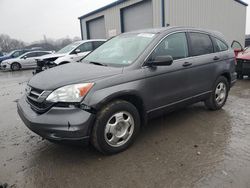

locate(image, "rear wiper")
(89, 61), (107, 66)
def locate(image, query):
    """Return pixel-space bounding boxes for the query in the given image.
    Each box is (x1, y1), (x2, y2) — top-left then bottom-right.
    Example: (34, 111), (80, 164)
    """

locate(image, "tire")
(205, 76), (229, 111)
(91, 100), (140, 155)
(11, 62), (21, 71)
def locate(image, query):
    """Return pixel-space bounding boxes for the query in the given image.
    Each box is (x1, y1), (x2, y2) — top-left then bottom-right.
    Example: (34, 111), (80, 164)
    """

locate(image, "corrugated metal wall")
(164, 0), (247, 45)
(80, 0), (162, 39)
(80, 0), (246, 45)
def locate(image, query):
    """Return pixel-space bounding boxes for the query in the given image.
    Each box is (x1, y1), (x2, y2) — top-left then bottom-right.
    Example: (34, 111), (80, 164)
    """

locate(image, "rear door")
(186, 32), (218, 96)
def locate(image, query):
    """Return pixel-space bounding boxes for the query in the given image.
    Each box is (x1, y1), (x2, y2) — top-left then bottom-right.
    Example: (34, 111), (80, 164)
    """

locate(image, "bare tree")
(0, 34), (25, 52)
(0, 34), (82, 52)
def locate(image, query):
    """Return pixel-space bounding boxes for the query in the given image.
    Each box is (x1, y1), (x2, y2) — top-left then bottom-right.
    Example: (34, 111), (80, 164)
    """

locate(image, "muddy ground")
(0, 69), (250, 188)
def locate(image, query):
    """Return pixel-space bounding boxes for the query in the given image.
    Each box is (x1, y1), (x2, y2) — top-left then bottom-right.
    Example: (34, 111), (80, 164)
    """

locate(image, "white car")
(35, 40), (106, 73)
(1, 51), (52, 71)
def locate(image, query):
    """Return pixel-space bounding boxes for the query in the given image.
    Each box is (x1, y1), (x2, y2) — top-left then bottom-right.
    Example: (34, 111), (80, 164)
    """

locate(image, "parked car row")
(0, 40), (107, 72)
(0, 51), (52, 71)
(0, 49), (34, 65)
(18, 27), (237, 154)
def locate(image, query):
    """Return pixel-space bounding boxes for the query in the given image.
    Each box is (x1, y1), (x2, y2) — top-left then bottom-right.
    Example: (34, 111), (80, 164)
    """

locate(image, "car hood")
(0, 55), (11, 62)
(28, 63), (123, 90)
(237, 51), (250, 60)
(37, 53), (66, 60)
(2, 57), (19, 63)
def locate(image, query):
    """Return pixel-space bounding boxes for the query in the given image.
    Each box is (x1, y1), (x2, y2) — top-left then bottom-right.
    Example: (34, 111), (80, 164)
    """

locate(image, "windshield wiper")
(89, 61), (107, 66)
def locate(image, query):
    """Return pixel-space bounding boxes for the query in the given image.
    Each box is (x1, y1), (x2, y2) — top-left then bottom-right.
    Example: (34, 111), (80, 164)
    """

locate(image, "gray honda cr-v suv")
(18, 27), (236, 154)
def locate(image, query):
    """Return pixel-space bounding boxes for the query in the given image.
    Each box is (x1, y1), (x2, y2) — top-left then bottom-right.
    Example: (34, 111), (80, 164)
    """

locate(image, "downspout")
(161, 0), (165, 27)
(79, 19), (84, 40)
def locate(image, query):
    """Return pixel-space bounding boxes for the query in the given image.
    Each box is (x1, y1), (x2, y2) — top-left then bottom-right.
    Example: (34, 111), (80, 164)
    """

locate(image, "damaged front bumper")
(34, 59), (57, 74)
(17, 96), (95, 143)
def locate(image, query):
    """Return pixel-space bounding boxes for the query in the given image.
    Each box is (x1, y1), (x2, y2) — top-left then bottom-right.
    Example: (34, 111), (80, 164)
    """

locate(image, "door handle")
(182, 62), (192, 67)
(213, 56), (220, 61)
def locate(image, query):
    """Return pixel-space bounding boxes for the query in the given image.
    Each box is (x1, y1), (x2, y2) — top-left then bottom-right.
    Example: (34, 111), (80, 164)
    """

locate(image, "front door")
(70, 42), (93, 62)
(21, 52), (37, 68)
(143, 32), (194, 114)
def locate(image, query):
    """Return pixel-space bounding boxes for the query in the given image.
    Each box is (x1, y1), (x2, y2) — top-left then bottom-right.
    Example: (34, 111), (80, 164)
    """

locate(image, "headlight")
(46, 83), (94, 103)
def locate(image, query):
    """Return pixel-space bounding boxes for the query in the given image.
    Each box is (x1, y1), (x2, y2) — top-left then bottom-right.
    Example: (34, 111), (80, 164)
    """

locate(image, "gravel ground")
(0, 70), (250, 188)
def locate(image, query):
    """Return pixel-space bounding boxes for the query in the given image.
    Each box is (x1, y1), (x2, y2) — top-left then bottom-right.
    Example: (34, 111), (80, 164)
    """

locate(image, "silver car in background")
(1, 51), (52, 71)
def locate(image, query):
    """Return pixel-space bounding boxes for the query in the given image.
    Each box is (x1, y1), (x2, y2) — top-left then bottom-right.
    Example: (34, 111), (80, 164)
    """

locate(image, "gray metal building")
(246, 35), (250, 47)
(79, 0), (248, 45)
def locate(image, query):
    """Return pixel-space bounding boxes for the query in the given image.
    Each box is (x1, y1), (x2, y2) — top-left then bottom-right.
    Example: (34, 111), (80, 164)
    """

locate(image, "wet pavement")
(0, 69), (250, 188)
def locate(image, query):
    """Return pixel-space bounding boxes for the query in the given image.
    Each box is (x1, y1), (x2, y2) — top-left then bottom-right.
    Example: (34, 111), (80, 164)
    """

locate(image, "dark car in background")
(0, 52), (3, 57)
(18, 27), (236, 154)
(232, 41), (250, 79)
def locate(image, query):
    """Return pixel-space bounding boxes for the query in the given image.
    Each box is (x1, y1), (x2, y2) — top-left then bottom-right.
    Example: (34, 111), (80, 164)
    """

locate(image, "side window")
(189, 33), (213, 56)
(93, 41), (105, 50)
(212, 37), (228, 52)
(77, 42), (93, 52)
(25, 52), (37, 58)
(36, 52), (50, 56)
(151, 32), (188, 61)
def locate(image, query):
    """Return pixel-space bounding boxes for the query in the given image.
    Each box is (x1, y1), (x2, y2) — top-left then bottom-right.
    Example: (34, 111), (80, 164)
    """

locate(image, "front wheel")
(204, 76), (229, 110)
(11, 62), (21, 71)
(91, 100), (140, 155)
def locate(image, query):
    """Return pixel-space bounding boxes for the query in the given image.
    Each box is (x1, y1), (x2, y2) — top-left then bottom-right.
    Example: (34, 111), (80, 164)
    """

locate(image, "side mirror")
(23, 56), (27, 59)
(75, 49), (81, 54)
(147, 55), (173, 66)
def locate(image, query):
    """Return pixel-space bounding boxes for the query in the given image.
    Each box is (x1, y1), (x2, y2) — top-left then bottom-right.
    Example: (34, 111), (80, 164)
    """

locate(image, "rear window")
(36, 52), (50, 56)
(212, 37), (228, 52)
(189, 32), (213, 56)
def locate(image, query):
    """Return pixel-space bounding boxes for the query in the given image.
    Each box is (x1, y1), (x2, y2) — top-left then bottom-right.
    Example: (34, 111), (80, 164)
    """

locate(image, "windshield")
(7, 50), (24, 58)
(84, 33), (156, 66)
(7, 51), (15, 56)
(57, 41), (82, 54)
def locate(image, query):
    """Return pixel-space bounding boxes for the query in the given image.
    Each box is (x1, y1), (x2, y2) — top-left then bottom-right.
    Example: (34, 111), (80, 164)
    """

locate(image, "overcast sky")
(0, 0), (249, 43)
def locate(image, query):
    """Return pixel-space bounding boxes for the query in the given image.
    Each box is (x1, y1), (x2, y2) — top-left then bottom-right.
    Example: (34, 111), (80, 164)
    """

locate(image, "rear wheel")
(11, 62), (21, 71)
(205, 76), (229, 110)
(91, 100), (140, 155)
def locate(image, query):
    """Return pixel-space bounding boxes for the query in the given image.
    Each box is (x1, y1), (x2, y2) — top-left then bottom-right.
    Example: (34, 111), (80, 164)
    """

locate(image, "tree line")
(0, 34), (81, 53)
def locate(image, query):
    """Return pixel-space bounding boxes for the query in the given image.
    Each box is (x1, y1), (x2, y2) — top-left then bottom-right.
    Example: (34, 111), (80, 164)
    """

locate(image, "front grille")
(236, 59), (250, 72)
(26, 87), (53, 114)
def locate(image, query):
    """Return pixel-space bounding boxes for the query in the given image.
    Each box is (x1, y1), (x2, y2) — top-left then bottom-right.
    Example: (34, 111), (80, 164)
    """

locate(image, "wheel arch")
(94, 91), (147, 126)
(11, 62), (22, 69)
(220, 72), (231, 85)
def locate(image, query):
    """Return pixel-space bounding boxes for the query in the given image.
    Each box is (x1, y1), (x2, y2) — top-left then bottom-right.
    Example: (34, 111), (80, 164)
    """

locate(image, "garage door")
(87, 16), (106, 39)
(121, 0), (153, 32)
